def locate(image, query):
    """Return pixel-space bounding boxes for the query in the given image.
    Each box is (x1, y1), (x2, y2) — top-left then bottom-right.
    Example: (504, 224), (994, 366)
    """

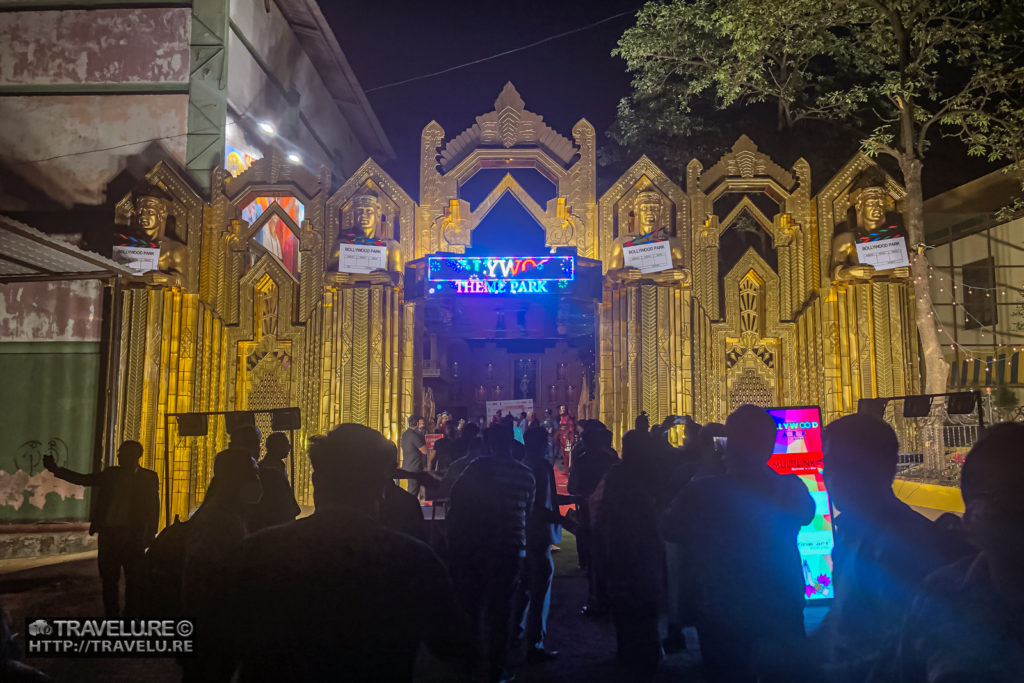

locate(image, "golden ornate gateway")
(111, 84), (919, 519)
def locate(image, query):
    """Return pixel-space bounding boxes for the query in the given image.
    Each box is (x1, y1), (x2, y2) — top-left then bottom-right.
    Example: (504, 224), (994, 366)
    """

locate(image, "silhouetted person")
(889, 423), (1024, 683)
(433, 421), (460, 473)
(515, 426), (562, 663)
(380, 441), (428, 543)
(592, 429), (665, 679)
(818, 414), (960, 682)
(568, 424), (619, 615)
(44, 440), (158, 617)
(224, 424), (472, 681)
(665, 405), (814, 682)
(447, 420), (535, 682)
(663, 421), (727, 653)
(435, 422), (483, 502)
(401, 415), (428, 498)
(250, 432), (300, 532)
(1, 606), (51, 682)
(229, 424), (261, 460)
(182, 448), (262, 682)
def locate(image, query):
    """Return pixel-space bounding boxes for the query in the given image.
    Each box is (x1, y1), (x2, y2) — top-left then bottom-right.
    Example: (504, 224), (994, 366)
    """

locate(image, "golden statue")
(608, 189), (686, 271)
(831, 184), (909, 281)
(124, 190), (187, 286)
(330, 191), (402, 273)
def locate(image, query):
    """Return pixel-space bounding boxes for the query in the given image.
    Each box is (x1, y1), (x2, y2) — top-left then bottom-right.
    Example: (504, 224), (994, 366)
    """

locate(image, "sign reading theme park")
(427, 256), (574, 295)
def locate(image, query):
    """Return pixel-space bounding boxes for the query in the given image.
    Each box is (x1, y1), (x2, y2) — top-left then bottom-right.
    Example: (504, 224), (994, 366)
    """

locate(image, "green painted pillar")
(185, 0), (230, 194)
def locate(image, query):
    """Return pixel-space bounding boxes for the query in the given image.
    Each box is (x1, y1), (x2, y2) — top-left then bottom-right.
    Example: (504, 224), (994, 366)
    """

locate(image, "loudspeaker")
(176, 413), (208, 437)
(947, 391), (977, 415)
(902, 395), (933, 418)
(271, 407), (301, 431)
(857, 398), (889, 418)
(224, 411), (256, 434)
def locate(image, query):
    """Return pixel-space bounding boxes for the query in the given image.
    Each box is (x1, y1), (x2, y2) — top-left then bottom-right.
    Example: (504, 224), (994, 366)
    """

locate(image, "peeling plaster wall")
(0, 280), (102, 342)
(0, 94), (188, 207)
(0, 7), (190, 208)
(0, 281), (102, 523)
(0, 8), (190, 85)
(228, 0), (368, 175)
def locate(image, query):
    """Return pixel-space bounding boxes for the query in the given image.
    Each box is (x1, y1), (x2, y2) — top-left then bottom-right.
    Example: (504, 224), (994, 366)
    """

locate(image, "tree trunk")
(900, 157), (950, 473)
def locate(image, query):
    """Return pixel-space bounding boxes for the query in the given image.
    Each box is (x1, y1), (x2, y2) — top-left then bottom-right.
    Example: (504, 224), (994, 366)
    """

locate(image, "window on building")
(962, 257), (997, 329)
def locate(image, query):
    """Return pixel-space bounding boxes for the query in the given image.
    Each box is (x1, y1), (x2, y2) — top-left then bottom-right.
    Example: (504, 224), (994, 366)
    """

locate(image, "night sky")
(322, 0), (645, 192)
(321, 0), (998, 199)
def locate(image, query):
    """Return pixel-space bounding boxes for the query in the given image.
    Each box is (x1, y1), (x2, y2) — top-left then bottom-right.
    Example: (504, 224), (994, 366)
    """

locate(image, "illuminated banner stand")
(765, 406), (835, 601)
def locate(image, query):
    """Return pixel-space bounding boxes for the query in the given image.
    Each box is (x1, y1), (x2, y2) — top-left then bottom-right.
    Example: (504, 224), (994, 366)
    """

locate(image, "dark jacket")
(250, 460), (300, 532)
(54, 465), (159, 539)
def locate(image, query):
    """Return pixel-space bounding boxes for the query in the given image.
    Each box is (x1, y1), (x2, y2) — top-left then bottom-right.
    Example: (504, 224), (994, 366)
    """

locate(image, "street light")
(258, 121), (276, 136)
(287, 152), (302, 164)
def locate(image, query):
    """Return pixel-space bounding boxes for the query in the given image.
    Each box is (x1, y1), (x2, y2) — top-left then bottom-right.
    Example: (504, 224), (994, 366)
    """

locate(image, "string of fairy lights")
(912, 257), (1024, 368)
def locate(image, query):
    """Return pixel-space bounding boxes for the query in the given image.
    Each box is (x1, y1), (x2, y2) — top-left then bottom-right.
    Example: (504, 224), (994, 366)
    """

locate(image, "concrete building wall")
(227, 0), (368, 176)
(0, 280), (103, 342)
(0, 8), (190, 84)
(0, 94), (189, 207)
(0, 8), (191, 208)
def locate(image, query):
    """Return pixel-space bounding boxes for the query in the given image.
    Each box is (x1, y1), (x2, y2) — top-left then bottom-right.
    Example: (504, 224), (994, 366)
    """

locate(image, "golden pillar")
(600, 270), (692, 443)
(318, 273), (406, 445)
(819, 280), (920, 423)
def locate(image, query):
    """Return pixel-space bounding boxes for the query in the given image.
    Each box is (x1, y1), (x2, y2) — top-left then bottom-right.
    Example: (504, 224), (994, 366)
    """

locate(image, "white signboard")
(112, 245), (161, 275)
(339, 243), (388, 274)
(485, 399), (534, 424)
(623, 240), (674, 273)
(855, 236), (910, 270)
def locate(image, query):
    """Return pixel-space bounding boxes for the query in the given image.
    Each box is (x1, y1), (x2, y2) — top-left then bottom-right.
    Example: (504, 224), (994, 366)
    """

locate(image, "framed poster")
(765, 406), (835, 601)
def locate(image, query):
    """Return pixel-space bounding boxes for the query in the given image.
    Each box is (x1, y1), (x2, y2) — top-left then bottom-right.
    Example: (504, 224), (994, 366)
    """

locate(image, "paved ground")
(1, 531), (830, 682)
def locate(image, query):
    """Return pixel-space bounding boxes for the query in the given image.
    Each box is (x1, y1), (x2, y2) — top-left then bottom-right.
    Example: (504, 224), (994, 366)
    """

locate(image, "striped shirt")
(448, 455), (535, 558)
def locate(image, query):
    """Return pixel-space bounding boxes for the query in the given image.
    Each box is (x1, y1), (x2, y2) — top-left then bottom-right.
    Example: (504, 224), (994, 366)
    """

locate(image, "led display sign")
(765, 406), (835, 601)
(427, 256), (574, 295)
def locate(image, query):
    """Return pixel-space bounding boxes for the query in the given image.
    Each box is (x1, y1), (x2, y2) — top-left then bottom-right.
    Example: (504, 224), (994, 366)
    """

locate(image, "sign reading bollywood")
(623, 240), (673, 273)
(765, 406), (835, 601)
(112, 245), (161, 275)
(427, 256), (574, 295)
(855, 236), (910, 270)
(339, 243), (388, 274)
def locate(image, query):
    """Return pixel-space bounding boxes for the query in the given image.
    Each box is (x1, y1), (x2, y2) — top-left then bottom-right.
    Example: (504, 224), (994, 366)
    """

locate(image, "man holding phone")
(44, 440), (159, 617)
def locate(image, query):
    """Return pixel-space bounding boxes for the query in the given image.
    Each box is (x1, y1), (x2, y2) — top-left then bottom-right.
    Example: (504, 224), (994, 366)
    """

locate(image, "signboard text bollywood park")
(427, 256), (574, 295)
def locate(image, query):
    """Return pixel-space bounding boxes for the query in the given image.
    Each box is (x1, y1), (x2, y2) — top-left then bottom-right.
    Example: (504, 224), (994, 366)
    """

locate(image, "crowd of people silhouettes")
(11, 403), (1022, 682)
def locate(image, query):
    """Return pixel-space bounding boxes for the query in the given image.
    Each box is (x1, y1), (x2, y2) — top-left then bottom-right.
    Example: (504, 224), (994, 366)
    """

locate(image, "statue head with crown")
(831, 170), (908, 282)
(608, 186), (687, 277)
(331, 188), (402, 274)
(118, 186), (187, 287)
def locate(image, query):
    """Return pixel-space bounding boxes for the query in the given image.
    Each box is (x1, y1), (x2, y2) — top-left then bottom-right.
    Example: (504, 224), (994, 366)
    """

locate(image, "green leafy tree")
(614, 0), (1024, 469)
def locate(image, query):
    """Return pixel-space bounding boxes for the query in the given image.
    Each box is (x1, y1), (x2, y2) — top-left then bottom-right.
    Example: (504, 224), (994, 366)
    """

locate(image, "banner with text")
(485, 399), (534, 423)
(623, 240), (673, 273)
(855, 236), (909, 270)
(339, 244), (388, 274)
(112, 246), (160, 275)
